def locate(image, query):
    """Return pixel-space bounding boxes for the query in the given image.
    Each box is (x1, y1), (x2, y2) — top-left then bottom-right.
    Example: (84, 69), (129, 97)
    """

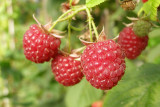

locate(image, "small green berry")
(133, 20), (152, 37)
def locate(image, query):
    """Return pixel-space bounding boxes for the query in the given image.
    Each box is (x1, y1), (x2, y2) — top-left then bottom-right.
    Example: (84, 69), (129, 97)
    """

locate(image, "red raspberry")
(23, 24), (61, 63)
(92, 101), (103, 107)
(81, 40), (126, 90)
(51, 55), (83, 86)
(142, 0), (148, 3)
(118, 27), (148, 59)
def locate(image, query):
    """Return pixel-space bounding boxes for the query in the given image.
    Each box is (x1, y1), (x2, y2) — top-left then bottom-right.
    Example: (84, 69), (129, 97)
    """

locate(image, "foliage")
(103, 61), (160, 107)
(65, 79), (103, 107)
(86, 0), (106, 8)
(139, 0), (160, 21)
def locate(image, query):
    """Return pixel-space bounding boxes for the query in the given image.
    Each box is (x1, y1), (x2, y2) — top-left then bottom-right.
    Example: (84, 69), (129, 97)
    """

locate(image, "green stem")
(91, 20), (99, 40)
(69, 0), (73, 6)
(68, 19), (71, 53)
(48, 9), (72, 32)
(59, 7), (86, 22)
(49, 6), (86, 32)
(70, 25), (85, 31)
(86, 8), (93, 42)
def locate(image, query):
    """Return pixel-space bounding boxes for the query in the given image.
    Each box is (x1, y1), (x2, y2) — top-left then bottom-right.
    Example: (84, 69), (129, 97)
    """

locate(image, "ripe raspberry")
(51, 55), (83, 86)
(118, 27), (148, 59)
(142, 0), (148, 3)
(81, 40), (126, 90)
(92, 101), (103, 107)
(23, 24), (61, 63)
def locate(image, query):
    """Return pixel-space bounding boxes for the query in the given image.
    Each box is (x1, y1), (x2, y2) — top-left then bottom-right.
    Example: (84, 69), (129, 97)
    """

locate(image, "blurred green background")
(0, 0), (160, 107)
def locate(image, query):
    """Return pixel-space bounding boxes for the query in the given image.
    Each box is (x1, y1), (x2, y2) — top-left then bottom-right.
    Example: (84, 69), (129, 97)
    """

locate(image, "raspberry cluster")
(23, 24), (84, 86)
(23, 22), (149, 90)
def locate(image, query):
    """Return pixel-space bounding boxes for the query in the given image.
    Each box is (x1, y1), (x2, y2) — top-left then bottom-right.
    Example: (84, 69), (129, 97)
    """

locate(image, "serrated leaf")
(65, 79), (103, 107)
(103, 62), (160, 107)
(86, 0), (106, 8)
(139, 0), (160, 21)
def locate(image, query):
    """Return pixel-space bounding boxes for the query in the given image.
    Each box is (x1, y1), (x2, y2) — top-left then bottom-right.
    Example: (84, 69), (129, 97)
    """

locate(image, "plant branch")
(49, 6), (86, 32)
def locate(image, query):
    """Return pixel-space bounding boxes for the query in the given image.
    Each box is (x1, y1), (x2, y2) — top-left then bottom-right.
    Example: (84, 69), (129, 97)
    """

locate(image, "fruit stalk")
(68, 19), (72, 53)
(86, 8), (93, 42)
(91, 20), (99, 40)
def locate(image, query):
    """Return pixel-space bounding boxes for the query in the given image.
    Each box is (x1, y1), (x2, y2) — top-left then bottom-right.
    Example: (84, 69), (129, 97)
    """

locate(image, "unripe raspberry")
(23, 24), (61, 63)
(51, 55), (83, 86)
(118, 27), (148, 59)
(133, 20), (151, 37)
(81, 40), (126, 90)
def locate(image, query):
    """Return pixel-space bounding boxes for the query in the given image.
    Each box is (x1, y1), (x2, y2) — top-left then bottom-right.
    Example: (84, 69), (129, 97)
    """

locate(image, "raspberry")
(23, 24), (61, 63)
(142, 0), (148, 3)
(81, 40), (126, 90)
(51, 55), (83, 86)
(92, 101), (103, 107)
(118, 27), (148, 59)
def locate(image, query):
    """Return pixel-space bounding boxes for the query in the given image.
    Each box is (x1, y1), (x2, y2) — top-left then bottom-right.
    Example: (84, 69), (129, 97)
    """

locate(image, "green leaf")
(65, 79), (103, 107)
(86, 0), (106, 8)
(146, 44), (160, 64)
(139, 0), (160, 21)
(103, 63), (160, 107)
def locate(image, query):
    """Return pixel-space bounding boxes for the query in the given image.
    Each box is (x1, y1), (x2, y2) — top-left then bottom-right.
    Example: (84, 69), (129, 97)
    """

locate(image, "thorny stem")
(86, 8), (93, 42)
(68, 19), (71, 53)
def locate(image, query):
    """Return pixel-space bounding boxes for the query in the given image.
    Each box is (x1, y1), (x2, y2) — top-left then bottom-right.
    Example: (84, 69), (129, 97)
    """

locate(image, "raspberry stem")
(48, 6), (86, 32)
(48, 5), (99, 42)
(86, 8), (93, 42)
(91, 20), (99, 40)
(68, 19), (71, 53)
(86, 8), (99, 41)
(48, 9), (73, 32)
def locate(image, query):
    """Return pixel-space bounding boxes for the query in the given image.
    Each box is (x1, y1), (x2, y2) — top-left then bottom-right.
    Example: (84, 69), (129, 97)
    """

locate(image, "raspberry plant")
(1, 0), (160, 107)
(22, 0), (160, 106)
